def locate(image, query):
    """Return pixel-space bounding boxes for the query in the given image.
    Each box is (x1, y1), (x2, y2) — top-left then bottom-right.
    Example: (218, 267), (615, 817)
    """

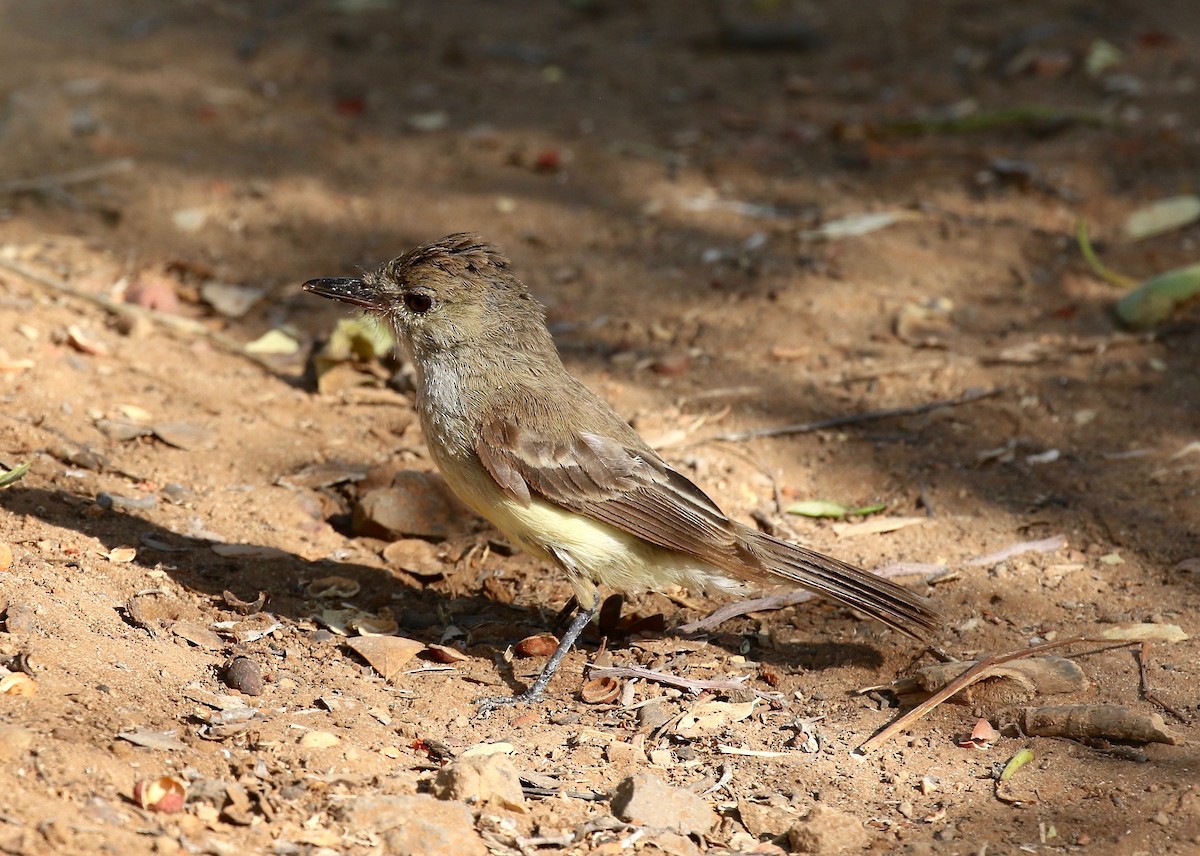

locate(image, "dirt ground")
(0, 1), (1197, 854)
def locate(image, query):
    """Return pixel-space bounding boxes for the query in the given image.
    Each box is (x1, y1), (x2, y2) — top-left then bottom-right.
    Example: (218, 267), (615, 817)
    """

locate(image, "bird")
(304, 233), (940, 712)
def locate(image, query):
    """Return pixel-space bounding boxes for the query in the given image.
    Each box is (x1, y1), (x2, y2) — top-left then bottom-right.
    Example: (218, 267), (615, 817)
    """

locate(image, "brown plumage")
(305, 233), (941, 708)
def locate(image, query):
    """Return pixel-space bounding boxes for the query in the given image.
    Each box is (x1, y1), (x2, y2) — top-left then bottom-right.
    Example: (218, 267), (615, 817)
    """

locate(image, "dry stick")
(711, 387), (1002, 443)
(0, 157), (135, 194)
(1138, 641), (1189, 723)
(0, 257), (280, 373)
(854, 635), (1139, 755)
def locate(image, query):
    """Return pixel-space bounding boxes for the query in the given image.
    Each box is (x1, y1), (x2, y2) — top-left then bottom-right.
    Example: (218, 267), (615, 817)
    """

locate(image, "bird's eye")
(403, 292), (434, 314)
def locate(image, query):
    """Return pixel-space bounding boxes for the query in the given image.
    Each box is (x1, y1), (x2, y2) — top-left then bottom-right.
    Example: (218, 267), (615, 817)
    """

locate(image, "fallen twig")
(854, 635), (1138, 754)
(1138, 641), (1188, 723)
(711, 387), (1001, 442)
(0, 257), (281, 373)
(965, 534), (1067, 567)
(585, 663), (777, 699)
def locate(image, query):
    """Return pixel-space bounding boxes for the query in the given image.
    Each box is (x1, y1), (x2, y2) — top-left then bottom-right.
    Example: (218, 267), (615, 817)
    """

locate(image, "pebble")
(339, 794), (486, 856)
(610, 772), (716, 836)
(739, 800), (800, 838)
(788, 803), (871, 854)
(432, 754), (526, 812)
(298, 730), (340, 749)
(353, 471), (474, 540)
(96, 492), (157, 511)
(223, 656), (263, 696)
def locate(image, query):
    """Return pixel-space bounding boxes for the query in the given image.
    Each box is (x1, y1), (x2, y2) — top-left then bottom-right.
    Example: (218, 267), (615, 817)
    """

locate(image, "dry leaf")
(957, 718), (1000, 749)
(306, 576), (361, 598)
(676, 699), (758, 737)
(107, 546), (138, 563)
(0, 672), (36, 696)
(514, 634), (559, 658)
(834, 516), (926, 537)
(347, 635), (424, 682)
(211, 543), (289, 560)
(349, 615), (399, 636)
(1098, 623), (1188, 643)
(151, 421), (215, 451)
(580, 676), (621, 704)
(424, 643), (469, 663)
(889, 657), (1087, 707)
(169, 621), (224, 650)
(117, 729), (188, 751)
(66, 325), (109, 356)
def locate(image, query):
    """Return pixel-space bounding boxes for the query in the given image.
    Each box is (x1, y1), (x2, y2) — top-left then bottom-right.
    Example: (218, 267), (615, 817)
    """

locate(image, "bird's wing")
(474, 410), (753, 570)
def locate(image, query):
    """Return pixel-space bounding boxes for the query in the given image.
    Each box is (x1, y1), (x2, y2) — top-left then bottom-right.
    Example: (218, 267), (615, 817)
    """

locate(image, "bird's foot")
(474, 685), (547, 718)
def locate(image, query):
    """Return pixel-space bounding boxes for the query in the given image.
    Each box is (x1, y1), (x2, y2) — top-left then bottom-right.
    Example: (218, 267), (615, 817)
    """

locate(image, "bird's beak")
(303, 277), (380, 310)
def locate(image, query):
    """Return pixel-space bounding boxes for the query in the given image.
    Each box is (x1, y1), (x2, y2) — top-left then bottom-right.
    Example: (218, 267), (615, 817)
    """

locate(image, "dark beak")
(303, 277), (380, 309)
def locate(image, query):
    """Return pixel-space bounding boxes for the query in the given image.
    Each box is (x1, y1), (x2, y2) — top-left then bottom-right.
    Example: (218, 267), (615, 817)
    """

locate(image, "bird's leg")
(476, 592), (600, 717)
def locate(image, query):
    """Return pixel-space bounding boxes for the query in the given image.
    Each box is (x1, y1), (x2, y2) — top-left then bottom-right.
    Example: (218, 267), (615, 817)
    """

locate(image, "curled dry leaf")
(66, 325), (109, 356)
(957, 718), (1001, 749)
(306, 575), (361, 599)
(134, 775), (188, 813)
(0, 672), (36, 696)
(888, 656), (1087, 708)
(221, 590), (268, 615)
(106, 546), (138, 563)
(424, 643), (469, 664)
(514, 634), (559, 658)
(347, 635), (424, 682)
(349, 615), (399, 636)
(580, 676), (621, 704)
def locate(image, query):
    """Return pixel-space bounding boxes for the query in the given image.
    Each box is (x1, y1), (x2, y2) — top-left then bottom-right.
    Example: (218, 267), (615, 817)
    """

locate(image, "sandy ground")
(0, 1), (1197, 854)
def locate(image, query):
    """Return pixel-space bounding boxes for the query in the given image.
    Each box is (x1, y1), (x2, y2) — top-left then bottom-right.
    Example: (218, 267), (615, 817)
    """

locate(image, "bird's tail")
(735, 525), (941, 640)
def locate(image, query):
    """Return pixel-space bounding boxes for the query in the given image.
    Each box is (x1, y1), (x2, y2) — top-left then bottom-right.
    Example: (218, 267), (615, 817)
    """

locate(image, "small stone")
(788, 804), (871, 854)
(432, 754), (526, 812)
(638, 699), (672, 731)
(610, 772), (716, 836)
(339, 794), (486, 856)
(353, 471), (475, 540)
(739, 800), (800, 838)
(223, 656), (263, 696)
(299, 730), (341, 749)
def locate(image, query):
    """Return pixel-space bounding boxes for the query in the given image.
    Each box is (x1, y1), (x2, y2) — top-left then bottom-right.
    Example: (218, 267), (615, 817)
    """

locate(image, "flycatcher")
(305, 233), (940, 712)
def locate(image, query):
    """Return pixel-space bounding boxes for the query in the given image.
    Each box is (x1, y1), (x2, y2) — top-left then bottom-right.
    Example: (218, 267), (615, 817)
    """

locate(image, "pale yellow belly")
(434, 446), (743, 604)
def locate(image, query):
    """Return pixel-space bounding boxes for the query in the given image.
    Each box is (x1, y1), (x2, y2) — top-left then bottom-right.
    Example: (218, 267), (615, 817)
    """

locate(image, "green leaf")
(1076, 220), (1136, 289)
(786, 500), (887, 519)
(1115, 263), (1200, 330)
(786, 500), (850, 518)
(1000, 748), (1035, 782)
(0, 461), (31, 488)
